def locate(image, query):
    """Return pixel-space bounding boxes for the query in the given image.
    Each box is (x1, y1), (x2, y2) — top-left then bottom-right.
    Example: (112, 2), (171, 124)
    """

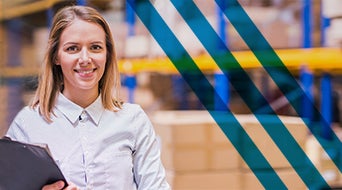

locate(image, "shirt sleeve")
(132, 106), (171, 190)
(5, 107), (30, 142)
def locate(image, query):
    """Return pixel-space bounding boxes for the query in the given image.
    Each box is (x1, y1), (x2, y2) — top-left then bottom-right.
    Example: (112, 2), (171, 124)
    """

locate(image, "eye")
(90, 44), (103, 51)
(66, 46), (79, 52)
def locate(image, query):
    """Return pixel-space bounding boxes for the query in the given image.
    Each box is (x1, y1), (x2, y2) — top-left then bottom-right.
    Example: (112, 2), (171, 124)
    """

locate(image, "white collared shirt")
(6, 93), (170, 190)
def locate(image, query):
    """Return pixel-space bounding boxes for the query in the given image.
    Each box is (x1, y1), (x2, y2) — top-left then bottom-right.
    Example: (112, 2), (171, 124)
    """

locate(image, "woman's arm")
(132, 106), (170, 189)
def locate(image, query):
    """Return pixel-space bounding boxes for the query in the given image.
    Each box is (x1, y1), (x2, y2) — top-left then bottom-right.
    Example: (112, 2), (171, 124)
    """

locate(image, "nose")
(78, 48), (91, 65)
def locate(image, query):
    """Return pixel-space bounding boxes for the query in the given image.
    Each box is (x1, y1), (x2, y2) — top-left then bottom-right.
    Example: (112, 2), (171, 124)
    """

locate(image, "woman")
(6, 5), (170, 190)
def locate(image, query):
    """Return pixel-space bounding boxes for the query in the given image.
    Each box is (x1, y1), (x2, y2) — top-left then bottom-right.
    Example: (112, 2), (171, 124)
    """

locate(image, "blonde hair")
(31, 5), (122, 122)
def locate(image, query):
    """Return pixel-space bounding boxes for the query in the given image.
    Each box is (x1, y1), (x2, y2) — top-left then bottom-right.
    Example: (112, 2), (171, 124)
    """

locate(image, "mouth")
(74, 68), (97, 76)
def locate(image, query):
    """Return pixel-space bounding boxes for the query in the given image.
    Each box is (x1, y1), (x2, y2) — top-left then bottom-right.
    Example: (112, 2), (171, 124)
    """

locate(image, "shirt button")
(86, 168), (91, 174)
(80, 111), (88, 122)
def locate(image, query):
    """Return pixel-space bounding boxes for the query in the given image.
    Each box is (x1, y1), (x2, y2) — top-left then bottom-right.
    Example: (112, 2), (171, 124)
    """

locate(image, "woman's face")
(57, 18), (107, 97)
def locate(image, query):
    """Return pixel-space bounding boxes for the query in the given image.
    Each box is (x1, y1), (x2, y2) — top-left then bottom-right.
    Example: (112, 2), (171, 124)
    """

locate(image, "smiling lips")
(74, 68), (97, 77)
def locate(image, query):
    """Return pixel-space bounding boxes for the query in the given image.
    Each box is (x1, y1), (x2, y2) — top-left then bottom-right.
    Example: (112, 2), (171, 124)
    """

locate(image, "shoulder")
(7, 106), (42, 141)
(10, 105), (48, 129)
(122, 102), (142, 110)
(13, 106), (40, 121)
(118, 103), (145, 116)
(103, 103), (147, 122)
(115, 103), (152, 124)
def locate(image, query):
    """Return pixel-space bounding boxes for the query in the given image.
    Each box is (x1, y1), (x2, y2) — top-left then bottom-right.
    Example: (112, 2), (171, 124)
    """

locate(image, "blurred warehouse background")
(0, 0), (341, 189)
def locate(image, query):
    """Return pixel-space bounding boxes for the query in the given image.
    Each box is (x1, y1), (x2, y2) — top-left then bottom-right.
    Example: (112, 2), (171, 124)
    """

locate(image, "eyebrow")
(62, 42), (77, 47)
(62, 41), (105, 47)
(90, 41), (105, 44)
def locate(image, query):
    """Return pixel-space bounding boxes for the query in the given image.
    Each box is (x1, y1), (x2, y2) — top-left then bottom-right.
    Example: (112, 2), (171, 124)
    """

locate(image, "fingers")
(42, 181), (65, 190)
(42, 181), (80, 190)
(64, 183), (79, 190)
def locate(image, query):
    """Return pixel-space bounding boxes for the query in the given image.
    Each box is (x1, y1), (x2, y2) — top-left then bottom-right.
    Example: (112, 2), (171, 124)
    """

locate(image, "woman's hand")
(42, 181), (79, 190)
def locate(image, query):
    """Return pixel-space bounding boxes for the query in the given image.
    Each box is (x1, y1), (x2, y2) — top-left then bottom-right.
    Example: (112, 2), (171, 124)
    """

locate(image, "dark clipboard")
(0, 137), (68, 190)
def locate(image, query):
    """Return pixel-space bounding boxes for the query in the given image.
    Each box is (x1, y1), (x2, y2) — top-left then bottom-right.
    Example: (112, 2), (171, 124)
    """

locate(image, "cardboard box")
(241, 168), (307, 190)
(166, 168), (308, 190)
(237, 114), (309, 170)
(0, 86), (8, 137)
(167, 170), (241, 190)
(306, 134), (342, 185)
(153, 111), (240, 171)
(152, 111), (309, 172)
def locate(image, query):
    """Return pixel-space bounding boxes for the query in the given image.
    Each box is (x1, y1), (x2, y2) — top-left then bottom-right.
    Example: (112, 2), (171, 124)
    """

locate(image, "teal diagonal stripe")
(170, 0), (329, 189)
(216, 0), (341, 173)
(129, 1), (287, 189)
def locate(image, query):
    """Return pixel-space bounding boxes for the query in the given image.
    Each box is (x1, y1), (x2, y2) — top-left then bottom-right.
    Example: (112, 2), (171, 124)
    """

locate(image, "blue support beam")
(126, 0), (136, 36)
(124, 0), (137, 103)
(216, 0), (227, 51)
(215, 0), (229, 111)
(46, 8), (54, 28)
(321, 73), (332, 140)
(302, 0), (313, 48)
(300, 67), (314, 123)
(171, 75), (188, 109)
(77, 0), (87, 6)
(124, 75), (137, 103)
(214, 72), (229, 111)
(320, 0), (331, 46)
(6, 19), (24, 125)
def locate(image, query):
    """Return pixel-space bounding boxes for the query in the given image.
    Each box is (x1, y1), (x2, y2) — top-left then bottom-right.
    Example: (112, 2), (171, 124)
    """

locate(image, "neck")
(63, 89), (99, 108)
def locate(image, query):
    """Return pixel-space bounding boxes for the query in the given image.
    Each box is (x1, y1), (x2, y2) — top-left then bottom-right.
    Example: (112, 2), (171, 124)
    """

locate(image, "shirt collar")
(55, 93), (104, 126)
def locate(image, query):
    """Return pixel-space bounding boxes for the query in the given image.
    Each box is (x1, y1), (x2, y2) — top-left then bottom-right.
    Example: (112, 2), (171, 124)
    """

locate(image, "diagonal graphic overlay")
(169, 0), (329, 188)
(216, 0), (341, 173)
(129, 1), (287, 189)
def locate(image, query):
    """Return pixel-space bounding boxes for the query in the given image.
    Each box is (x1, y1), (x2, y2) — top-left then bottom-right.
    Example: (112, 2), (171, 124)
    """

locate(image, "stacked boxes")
(0, 86), (8, 137)
(306, 131), (342, 187)
(151, 111), (309, 190)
